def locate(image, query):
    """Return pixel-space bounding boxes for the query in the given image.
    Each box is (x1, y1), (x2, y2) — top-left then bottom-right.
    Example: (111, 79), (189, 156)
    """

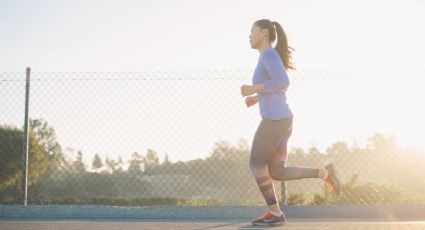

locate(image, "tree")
(236, 138), (250, 159)
(128, 152), (144, 175)
(326, 141), (349, 157)
(30, 119), (66, 170)
(0, 125), (48, 198)
(116, 156), (124, 172)
(308, 146), (321, 155)
(92, 153), (103, 171)
(72, 150), (86, 172)
(144, 149), (159, 173)
(290, 147), (306, 157)
(209, 140), (233, 160)
(105, 157), (119, 173)
(367, 133), (397, 153)
(163, 153), (171, 165)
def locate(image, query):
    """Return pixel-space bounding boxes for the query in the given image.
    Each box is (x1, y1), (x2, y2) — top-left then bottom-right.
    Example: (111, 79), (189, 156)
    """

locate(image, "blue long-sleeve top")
(252, 47), (293, 120)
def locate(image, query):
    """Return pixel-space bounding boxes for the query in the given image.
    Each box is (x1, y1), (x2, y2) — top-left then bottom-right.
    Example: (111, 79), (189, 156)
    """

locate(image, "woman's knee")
(249, 161), (268, 177)
(249, 155), (260, 174)
(249, 161), (259, 175)
(268, 164), (286, 180)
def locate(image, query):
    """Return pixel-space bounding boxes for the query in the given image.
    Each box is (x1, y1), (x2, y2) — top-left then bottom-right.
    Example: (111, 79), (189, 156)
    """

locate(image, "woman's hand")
(241, 85), (255, 96)
(241, 84), (264, 96)
(245, 96), (258, 107)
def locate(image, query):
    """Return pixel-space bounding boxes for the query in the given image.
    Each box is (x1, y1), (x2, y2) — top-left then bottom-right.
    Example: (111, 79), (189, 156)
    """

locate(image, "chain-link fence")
(1, 68), (425, 206)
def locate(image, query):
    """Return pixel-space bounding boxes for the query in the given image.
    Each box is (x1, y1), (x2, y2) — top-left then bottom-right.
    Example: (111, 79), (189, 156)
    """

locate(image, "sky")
(1, 0), (425, 165)
(2, 0), (425, 72)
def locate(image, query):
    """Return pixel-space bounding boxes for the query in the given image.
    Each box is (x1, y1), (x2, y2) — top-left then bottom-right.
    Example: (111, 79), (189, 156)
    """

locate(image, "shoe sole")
(252, 222), (286, 226)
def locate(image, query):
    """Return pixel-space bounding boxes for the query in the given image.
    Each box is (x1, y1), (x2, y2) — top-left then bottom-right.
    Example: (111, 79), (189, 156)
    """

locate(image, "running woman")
(241, 19), (341, 226)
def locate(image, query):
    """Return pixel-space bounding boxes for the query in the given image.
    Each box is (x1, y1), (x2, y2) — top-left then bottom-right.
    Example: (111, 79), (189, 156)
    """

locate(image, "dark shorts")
(249, 116), (293, 167)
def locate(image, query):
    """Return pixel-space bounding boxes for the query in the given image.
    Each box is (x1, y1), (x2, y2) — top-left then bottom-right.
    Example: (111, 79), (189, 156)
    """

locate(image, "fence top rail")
(1, 68), (424, 82)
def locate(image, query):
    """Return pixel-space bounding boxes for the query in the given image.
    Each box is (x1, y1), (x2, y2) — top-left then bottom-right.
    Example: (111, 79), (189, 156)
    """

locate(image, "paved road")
(1, 220), (425, 230)
(2, 205), (425, 221)
(1, 205), (425, 229)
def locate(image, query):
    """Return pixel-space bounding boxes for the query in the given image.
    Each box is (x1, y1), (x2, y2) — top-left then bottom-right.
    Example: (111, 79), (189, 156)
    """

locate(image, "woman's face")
(249, 24), (266, 49)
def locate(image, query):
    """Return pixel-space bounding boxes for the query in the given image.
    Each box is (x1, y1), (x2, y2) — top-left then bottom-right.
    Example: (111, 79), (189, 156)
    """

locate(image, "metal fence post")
(281, 181), (287, 205)
(21, 67), (31, 206)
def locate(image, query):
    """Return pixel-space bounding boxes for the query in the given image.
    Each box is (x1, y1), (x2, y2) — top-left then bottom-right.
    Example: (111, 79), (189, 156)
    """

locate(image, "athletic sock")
(268, 203), (283, 217)
(271, 210), (283, 217)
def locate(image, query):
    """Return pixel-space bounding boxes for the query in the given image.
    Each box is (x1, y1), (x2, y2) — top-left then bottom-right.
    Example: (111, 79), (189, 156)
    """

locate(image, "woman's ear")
(260, 28), (269, 39)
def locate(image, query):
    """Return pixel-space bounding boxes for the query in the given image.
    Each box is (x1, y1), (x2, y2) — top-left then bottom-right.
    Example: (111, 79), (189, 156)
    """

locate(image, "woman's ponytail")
(272, 21), (295, 70)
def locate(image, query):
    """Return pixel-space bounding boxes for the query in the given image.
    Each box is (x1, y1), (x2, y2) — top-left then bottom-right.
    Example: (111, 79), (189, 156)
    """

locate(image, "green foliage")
(287, 174), (425, 205)
(91, 153), (103, 170)
(0, 125), (48, 201)
(30, 119), (66, 169)
(2, 118), (425, 206)
(287, 191), (306, 205)
(127, 152), (143, 175)
(312, 193), (327, 205)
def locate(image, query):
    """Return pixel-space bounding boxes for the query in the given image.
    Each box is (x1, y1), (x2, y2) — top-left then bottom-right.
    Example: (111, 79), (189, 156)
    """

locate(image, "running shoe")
(324, 162), (341, 195)
(251, 210), (287, 226)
